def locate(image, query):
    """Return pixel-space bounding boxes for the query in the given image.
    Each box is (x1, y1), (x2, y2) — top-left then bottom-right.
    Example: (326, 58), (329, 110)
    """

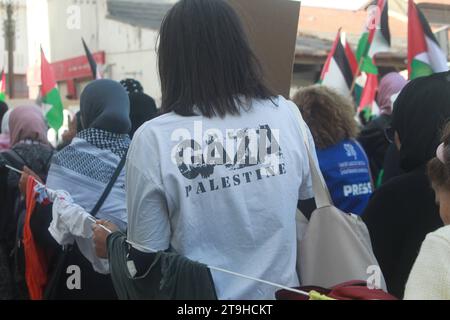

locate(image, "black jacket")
(358, 114), (392, 181)
(362, 166), (442, 298)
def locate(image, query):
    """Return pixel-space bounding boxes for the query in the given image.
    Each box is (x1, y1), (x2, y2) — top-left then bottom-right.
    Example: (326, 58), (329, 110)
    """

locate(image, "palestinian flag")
(0, 69), (5, 102)
(358, 72), (379, 113)
(341, 33), (363, 104)
(41, 48), (64, 131)
(319, 30), (354, 96)
(355, 0), (390, 113)
(408, 0), (448, 80)
(356, 0), (390, 74)
(82, 38), (102, 79)
(344, 35), (358, 77)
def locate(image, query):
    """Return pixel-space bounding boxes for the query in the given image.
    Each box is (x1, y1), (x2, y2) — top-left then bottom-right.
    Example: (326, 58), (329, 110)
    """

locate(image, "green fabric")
(356, 32), (369, 62)
(362, 107), (373, 123)
(361, 57), (379, 75)
(107, 232), (217, 300)
(410, 59), (434, 80)
(376, 169), (384, 189)
(356, 32), (379, 75)
(0, 92), (5, 102)
(354, 83), (363, 106)
(42, 87), (64, 131)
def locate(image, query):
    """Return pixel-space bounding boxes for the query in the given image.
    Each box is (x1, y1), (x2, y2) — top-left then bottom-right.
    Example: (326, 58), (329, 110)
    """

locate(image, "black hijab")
(80, 79), (131, 134)
(120, 79), (144, 94)
(392, 71), (450, 172)
(129, 93), (158, 137)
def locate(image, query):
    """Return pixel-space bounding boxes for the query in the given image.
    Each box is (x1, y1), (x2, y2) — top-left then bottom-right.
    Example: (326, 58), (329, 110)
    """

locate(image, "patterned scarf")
(47, 128), (130, 230)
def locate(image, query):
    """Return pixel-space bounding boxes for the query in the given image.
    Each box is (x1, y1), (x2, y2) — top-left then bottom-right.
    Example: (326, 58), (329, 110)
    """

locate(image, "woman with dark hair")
(358, 72), (407, 185)
(293, 85), (372, 216)
(362, 71), (450, 299)
(120, 78), (158, 138)
(93, 0), (317, 300)
(128, 93), (158, 138)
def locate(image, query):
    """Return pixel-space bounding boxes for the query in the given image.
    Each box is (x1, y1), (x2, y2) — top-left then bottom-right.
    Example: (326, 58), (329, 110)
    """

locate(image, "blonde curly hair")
(292, 85), (359, 150)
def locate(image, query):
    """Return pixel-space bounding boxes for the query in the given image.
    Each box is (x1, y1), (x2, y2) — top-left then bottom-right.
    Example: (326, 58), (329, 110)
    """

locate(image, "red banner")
(50, 52), (105, 82)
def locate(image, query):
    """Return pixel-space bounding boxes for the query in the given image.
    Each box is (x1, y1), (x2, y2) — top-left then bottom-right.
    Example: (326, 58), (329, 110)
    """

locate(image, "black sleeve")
(30, 203), (60, 250)
(0, 165), (17, 246)
(298, 198), (316, 220)
(362, 186), (399, 294)
(382, 144), (403, 184)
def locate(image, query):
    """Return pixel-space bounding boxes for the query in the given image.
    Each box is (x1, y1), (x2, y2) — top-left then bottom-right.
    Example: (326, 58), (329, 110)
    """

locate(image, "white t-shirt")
(125, 95), (316, 300)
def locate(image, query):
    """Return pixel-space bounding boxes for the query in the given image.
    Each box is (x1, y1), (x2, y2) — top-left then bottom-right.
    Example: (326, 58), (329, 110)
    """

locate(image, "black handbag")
(44, 155), (127, 300)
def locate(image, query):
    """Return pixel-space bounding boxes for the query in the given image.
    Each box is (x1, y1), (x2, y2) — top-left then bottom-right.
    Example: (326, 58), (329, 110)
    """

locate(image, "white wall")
(25, 0), (50, 98)
(26, 0), (161, 102)
(96, 0), (161, 102)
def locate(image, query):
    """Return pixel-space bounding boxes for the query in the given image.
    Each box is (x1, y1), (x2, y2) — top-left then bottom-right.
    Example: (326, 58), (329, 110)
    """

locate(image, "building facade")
(1, 0), (29, 98)
(26, 0), (173, 105)
(294, 0), (450, 89)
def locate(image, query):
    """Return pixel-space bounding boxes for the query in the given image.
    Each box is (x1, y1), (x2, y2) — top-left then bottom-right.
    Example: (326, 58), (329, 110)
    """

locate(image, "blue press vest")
(316, 139), (372, 215)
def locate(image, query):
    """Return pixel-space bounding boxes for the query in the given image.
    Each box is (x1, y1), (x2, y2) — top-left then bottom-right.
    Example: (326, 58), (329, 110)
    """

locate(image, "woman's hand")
(92, 220), (119, 259)
(19, 166), (43, 196)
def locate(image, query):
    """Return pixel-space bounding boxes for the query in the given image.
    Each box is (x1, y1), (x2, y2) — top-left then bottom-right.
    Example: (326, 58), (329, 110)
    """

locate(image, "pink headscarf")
(377, 72), (407, 115)
(9, 105), (49, 146)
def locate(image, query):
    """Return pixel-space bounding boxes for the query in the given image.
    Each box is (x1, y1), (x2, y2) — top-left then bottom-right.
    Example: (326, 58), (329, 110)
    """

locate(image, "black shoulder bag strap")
(90, 154), (127, 217)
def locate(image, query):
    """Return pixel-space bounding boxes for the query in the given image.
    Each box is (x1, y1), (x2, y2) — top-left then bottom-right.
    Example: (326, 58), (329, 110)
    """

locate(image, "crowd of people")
(0, 0), (449, 300)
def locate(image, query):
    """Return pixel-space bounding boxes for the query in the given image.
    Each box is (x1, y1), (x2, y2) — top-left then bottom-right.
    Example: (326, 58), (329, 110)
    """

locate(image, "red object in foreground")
(276, 281), (398, 300)
(23, 177), (49, 300)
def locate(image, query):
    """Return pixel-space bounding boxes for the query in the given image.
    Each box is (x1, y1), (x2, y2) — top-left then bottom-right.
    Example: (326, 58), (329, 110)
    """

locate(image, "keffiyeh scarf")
(47, 128), (130, 231)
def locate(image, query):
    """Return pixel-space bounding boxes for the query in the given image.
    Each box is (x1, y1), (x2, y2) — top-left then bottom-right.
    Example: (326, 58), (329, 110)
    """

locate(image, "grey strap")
(91, 155), (127, 217)
(288, 103), (333, 208)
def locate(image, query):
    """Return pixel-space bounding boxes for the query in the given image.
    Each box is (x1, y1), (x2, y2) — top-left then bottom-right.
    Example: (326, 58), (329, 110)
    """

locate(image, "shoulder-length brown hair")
(292, 85), (359, 149)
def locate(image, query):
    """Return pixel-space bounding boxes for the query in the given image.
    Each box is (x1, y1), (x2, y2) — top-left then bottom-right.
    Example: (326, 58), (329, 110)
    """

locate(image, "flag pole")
(350, 33), (371, 96)
(54, 128), (59, 144)
(350, 56), (365, 95)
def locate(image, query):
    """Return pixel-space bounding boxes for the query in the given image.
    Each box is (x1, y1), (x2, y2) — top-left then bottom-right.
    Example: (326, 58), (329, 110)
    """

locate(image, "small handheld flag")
(82, 38), (102, 79)
(40, 48), (64, 131)
(319, 29), (355, 96)
(354, 0), (391, 112)
(408, 0), (448, 80)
